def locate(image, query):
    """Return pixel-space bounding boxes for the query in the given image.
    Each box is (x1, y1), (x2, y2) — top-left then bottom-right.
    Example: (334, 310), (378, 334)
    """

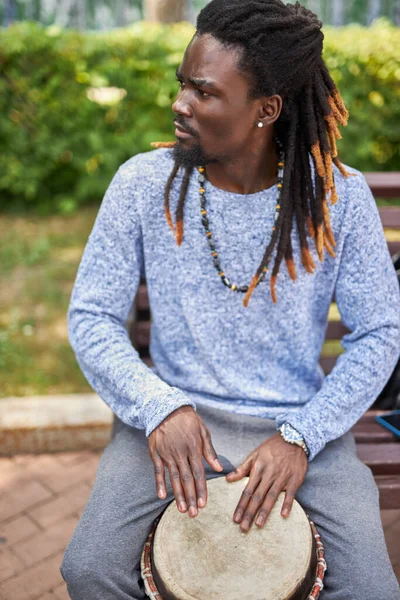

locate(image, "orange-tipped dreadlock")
(150, 141), (176, 149)
(154, 0), (357, 308)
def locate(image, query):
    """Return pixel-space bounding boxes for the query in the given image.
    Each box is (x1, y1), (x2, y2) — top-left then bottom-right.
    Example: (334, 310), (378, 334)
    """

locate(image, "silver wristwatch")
(279, 423), (309, 457)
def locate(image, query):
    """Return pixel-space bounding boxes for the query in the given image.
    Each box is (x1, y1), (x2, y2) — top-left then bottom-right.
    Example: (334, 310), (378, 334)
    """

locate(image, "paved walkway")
(0, 449), (399, 600)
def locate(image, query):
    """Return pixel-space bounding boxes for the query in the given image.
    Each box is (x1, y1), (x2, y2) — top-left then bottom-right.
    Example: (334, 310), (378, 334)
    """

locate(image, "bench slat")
(319, 356), (337, 374)
(365, 172), (400, 198)
(142, 356), (153, 367)
(388, 241), (400, 255)
(356, 444), (400, 476)
(132, 321), (151, 348)
(357, 410), (393, 424)
(352, 420), (398, 444)
(375, 476), (400, 510)
(379, 206), (400, 228)
(326, 321), (349, 338)
(137, 283), (150, 311)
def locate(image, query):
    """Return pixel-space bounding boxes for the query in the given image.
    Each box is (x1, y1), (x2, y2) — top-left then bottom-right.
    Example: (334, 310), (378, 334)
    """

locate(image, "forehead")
(180, 33), (248, 92)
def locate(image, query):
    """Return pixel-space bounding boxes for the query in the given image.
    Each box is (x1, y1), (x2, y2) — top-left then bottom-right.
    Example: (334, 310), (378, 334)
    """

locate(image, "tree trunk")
(394, 0), (400, 24)
(367, 0), (381, 25)
(76, 0), (87, 30)
(5, 0), (16, 25)
(332, 0), (345, 26)
(184, 0), (195, 24)
(55, 0), (77, 28)
(144, 0), (186, 23)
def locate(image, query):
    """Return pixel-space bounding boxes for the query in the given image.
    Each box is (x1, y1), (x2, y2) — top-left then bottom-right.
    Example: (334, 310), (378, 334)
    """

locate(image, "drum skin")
(143, 476), (320, 600)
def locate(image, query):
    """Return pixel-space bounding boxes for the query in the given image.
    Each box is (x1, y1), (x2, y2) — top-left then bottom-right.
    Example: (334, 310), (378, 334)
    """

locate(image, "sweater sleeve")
(275, 172), (400, 461)
(67, 167), (197, 437)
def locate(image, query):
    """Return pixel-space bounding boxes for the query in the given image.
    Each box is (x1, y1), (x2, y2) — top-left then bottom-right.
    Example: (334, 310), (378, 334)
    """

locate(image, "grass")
(0, 198), (399, 398)
(0, 207), (98, 397)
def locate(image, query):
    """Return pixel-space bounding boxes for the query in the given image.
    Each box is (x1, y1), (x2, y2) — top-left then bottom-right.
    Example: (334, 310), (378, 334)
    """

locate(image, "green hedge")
(0, 18), (399, 214)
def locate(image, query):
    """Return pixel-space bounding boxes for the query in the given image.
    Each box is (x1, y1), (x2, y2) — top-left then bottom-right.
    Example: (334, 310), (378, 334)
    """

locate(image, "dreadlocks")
(152, 0), (355, 307)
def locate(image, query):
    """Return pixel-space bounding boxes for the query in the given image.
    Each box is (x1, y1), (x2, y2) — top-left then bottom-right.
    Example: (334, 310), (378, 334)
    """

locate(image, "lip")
(174, 122), (193, 139)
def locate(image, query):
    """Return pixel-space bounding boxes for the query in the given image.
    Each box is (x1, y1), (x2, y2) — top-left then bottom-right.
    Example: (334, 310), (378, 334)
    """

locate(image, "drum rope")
(307, 519), (327, 600)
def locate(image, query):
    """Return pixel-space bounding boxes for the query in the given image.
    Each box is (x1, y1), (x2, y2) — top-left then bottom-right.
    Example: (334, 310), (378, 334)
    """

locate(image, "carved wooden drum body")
(141, 476), (326, 600)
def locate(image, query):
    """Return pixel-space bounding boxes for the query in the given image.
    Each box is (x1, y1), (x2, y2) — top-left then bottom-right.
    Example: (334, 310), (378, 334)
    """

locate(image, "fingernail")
(198, 497), (205, 508)
(180, 502), (187, 511)
(215, 459), (223, 468)
(189, 507), (197, 517)
(282, 509), (289, 517)
(255, 516), (263, 526)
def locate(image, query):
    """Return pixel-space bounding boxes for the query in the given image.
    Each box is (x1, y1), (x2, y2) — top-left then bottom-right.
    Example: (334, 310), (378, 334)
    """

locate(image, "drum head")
(147, 476), (318, 600)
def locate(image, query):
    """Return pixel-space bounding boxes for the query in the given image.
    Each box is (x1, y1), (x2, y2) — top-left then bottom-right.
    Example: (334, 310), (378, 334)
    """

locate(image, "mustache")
(173, 118), (199, 138)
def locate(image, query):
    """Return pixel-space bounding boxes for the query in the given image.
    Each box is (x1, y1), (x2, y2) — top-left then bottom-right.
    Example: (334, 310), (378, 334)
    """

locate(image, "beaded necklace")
(197, 139), (285, 294)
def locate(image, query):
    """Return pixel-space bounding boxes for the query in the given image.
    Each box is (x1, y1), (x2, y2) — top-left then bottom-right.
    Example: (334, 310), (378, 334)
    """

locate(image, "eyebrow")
(175, 68), (219, 91)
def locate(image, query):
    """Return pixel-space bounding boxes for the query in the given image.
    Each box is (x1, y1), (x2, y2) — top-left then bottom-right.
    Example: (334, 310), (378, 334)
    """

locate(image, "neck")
(203, 138), (280, 195)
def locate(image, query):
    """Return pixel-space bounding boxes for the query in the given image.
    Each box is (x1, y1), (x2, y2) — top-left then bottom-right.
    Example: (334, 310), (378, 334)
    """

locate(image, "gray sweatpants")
(59, 403), (400, 599)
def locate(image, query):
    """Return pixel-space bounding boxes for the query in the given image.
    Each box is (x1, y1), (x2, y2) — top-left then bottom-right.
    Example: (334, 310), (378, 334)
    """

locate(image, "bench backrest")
(130, 172), (400, 375)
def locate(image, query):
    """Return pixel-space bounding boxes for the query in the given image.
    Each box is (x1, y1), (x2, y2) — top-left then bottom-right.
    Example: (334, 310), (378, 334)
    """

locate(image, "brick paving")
(0, 450), (399, 600)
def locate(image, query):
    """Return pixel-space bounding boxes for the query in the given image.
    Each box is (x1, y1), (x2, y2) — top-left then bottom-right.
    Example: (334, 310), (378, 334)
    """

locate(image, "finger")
(232, 469), (262, 526)
(254, 480), (286, 528)
(201, 428), (223, 471)
(152, 452), (167, 499)
(176, 455), (199, 518)
(188, 454), (208, 509)
(281, 484), (297, 518)
(226, 455), (252, 482)
(166, 459), (188, 513)
(237, 479), (268, 533)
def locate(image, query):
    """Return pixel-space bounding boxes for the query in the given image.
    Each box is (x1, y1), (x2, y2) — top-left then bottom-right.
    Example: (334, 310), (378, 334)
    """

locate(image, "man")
(60, 0), (400, 597)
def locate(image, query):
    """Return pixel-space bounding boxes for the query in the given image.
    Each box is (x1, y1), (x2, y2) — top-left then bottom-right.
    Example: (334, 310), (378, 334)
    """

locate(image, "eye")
(176, 80), (211, 98)
(196, 89), (211, 98)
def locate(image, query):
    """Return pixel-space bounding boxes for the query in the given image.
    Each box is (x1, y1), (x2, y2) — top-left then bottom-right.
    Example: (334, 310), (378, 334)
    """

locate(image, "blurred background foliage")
(0, 19), (195, 214)
(0, 17), (399, 215)
(1, 0), (400, 29)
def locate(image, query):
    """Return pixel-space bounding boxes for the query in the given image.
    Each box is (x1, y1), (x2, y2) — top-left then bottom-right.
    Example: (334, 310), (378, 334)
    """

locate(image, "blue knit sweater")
(67, 148), (400, 461)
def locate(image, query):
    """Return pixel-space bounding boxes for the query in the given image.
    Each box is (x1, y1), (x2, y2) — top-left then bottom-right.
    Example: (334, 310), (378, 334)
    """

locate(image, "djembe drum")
(141, 476), (327, 600)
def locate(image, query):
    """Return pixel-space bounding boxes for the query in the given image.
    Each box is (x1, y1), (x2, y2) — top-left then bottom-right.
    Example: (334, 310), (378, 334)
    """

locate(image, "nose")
(172, 89), (193, 119)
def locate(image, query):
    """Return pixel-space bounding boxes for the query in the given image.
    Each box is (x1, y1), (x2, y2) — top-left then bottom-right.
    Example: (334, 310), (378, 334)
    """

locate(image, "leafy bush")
(0, 18), (398, 214)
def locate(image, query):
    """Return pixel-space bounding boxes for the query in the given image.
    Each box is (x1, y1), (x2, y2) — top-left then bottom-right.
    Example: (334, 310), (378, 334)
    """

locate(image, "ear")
(258, 94), (283, 126)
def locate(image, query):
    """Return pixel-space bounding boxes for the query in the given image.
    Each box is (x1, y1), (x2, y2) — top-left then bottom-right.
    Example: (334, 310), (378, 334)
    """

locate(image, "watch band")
(279, 423), (310, 457)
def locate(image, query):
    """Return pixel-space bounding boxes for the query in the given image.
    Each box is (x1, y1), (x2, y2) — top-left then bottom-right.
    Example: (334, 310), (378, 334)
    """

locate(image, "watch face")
(281, 423), (303, 442)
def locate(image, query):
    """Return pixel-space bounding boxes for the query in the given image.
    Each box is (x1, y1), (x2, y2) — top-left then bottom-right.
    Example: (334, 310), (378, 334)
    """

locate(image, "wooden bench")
(129, 172), (400, 509)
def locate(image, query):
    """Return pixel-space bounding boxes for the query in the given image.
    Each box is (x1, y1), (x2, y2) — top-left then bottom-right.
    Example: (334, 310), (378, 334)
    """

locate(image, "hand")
(148, 405), (223, 518)
(226, 433), (308, 533)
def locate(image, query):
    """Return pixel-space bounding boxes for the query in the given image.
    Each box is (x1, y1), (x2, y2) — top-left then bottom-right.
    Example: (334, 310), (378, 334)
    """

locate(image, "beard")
(172, 139), (218, 169)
